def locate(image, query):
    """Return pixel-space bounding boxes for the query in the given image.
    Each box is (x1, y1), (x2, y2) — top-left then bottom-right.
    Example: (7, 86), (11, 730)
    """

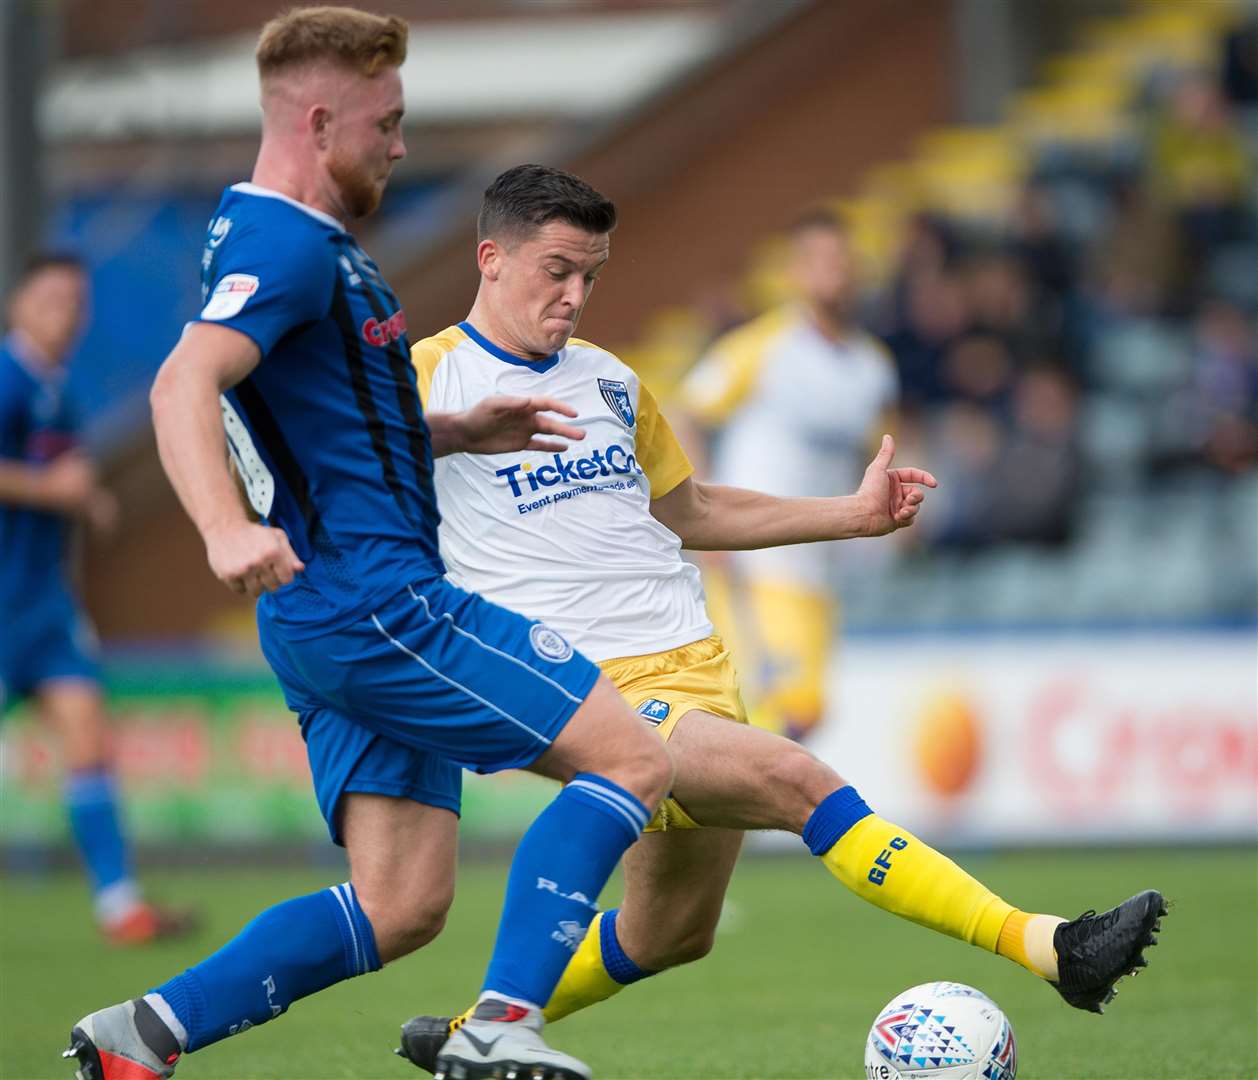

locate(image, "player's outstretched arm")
(427, 394), (585, 457)
(150, 323), (304, 597)
(650, 434), (937, 551)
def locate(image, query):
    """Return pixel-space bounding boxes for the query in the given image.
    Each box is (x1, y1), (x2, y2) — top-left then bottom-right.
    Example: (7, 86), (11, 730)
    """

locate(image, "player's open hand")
(456, 395), (586, 454)
(204, 520), (305, 598)
(857, 434), (938, 536)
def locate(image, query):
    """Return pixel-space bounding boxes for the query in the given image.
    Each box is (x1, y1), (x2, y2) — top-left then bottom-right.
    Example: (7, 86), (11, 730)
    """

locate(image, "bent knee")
(612, 730), (673, 811)
(357, 887), (452, 963)
(391, 904), (450, 956)
(764, 746), (845, 826)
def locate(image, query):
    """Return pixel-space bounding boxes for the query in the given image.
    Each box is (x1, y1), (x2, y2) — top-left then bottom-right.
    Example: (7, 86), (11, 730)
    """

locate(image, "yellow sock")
(821, 814), (1014, 952)
(542, 912), (626, 1023)
(997, 910), (1066, 980)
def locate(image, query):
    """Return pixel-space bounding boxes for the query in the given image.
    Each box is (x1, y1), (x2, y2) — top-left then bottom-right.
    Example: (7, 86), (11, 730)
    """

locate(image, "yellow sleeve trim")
(636, 380), (693, 497)
(679, 307), (790, 425)
(410, 325), (467, 409)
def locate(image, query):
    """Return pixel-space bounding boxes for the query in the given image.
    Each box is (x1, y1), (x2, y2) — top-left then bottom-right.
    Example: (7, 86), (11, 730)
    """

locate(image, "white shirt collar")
(230, 182), (346, 232)
(4, 329), (60, 381)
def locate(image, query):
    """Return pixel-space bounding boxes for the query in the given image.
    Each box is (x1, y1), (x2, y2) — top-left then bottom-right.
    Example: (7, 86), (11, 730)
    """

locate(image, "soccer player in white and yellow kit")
(680, 211), (898, 741)
(396, 166), (1165, 1072)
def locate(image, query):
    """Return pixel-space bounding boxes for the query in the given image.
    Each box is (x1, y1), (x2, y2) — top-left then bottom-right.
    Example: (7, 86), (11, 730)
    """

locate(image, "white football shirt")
(414, 322), (713, 662)
(681, 305), (899, 586)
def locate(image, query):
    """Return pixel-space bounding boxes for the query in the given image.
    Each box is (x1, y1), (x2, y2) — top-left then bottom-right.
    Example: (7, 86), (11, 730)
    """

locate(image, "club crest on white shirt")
(598, 378), (635, 428)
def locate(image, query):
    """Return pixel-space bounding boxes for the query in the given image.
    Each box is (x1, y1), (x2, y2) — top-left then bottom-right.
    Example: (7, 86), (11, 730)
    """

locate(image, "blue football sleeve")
(0, 364), (27, 459)
(194, 219), (334, 358)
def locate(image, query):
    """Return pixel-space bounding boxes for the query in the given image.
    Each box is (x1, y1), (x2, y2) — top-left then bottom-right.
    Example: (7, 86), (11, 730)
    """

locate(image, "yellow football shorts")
(598, 634), (747, 831)
(704, 567), (834, 737)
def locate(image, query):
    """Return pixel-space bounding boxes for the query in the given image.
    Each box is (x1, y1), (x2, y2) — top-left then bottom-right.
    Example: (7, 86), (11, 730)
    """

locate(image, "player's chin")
(540, 323), (574, 350)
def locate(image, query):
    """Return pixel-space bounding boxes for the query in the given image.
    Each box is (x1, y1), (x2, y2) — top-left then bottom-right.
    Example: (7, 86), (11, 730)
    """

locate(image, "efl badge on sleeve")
(598, 378), (636, 428)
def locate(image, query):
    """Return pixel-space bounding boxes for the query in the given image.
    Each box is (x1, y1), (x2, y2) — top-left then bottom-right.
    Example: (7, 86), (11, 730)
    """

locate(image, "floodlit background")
(1, 2), (1255, 1077)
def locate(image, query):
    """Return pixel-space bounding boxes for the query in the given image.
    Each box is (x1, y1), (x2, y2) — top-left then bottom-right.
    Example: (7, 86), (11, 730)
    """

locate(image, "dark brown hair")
(478, 164), (617, 244)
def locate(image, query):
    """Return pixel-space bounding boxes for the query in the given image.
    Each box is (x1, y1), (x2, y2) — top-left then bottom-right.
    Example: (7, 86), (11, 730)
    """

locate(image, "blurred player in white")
(397, 165), (1164, 1073)
(681, 211), (898, 741)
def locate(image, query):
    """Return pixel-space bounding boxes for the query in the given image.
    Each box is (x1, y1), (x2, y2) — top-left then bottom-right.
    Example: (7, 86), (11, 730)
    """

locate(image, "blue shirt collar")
(459, 321), (561, 374)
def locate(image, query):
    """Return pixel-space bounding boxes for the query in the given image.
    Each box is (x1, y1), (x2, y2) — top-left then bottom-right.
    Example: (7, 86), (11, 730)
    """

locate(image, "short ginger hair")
(256, 6), (408, 81)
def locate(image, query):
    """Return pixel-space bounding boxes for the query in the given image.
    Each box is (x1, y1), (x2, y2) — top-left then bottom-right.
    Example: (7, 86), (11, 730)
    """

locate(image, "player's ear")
(477, 239), (502, 281)
(309, 105), (332, 148)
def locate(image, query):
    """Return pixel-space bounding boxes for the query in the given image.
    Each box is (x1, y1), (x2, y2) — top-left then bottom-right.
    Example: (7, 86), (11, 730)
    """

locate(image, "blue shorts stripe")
(370, 612), (553, 747)
(407, 585), (582, 704)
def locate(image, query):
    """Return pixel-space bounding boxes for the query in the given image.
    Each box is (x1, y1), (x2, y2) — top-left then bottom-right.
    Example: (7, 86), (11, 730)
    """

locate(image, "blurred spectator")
(920, 366), (1080, 551)
(1158, 298), (1258, 475)
(1009, 183), (1078, 310)
(940, 331), (1017, 411)
(989, 366), (1081, 546)
(883, 213), (960, 324)
(1089, 176), (1184, 319)
(921, 401), (1004, 550)
(883, 267), (968, 412)
(1221, 17), (1258, 108)
(963, 250), (1034, 343)
(1151, 71), (1254, 283)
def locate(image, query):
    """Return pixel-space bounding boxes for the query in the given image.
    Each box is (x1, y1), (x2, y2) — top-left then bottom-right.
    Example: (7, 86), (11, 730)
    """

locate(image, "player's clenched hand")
(204, 520), (305, 597)
(456, 395), (587, 454)
(43, 452), (98, 514)
(856, 434), (938, 536)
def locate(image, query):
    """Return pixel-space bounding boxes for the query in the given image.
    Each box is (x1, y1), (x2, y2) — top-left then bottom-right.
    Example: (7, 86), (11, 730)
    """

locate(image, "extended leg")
(65, 794), (456, 1079)
(666, 710), (1165, 1011)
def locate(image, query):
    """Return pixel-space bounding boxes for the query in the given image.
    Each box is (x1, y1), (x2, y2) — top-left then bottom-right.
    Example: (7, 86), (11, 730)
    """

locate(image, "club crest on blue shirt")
(529, 622), (573, 663)
(636, 698), (671, 725)
(598, 378), (635, 428)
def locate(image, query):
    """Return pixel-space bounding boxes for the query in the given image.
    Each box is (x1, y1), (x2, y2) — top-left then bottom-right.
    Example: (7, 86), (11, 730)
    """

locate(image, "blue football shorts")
(257, 574), (601, 844)
(0, 587), (101, 712)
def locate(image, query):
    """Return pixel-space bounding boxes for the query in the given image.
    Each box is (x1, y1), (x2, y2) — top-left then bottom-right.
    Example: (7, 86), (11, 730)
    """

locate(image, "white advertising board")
(806, 631), (1257, 845)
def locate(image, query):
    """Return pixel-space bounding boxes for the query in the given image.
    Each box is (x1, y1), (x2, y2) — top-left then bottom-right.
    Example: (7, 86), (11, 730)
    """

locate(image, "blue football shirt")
(194, 183), (443, 632)
(0, 333), (80, 614)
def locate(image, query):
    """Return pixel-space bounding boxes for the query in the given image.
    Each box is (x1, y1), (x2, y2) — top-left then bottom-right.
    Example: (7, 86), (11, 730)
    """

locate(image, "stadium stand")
(620, 0), (1258, 629)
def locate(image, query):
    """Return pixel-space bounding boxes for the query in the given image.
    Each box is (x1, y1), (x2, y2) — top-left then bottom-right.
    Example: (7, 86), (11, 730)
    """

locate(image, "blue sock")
(151, 882), (379, 1052)
(64, 770), (134, 898)
(482, 772), (649, 1005)
(600, 908), (655, 985)
(801, 785), (873, 855)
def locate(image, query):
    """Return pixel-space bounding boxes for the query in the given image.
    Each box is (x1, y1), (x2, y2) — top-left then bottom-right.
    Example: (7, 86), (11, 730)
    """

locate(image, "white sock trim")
(94, 880), (142, 924)
(477, 990), (542, 1014)
(142, 993), (189, 1052)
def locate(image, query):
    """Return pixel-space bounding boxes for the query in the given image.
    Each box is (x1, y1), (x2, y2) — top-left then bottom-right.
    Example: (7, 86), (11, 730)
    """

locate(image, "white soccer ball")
(863, 981), (1017, 1080)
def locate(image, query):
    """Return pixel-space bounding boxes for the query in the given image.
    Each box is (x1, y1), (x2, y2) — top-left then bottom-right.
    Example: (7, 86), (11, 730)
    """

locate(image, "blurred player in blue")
(63, 9), (669, 1080)
(1, 253), (195, 945)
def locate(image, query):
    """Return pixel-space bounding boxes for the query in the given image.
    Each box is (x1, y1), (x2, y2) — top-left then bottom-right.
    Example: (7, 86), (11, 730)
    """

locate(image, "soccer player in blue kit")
(63, 10), (670, 1080)
(2, 254), (194, 945)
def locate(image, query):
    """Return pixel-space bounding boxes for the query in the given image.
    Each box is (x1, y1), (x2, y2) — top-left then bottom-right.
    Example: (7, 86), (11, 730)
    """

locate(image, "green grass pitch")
(2, 847), (1254, 1079)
